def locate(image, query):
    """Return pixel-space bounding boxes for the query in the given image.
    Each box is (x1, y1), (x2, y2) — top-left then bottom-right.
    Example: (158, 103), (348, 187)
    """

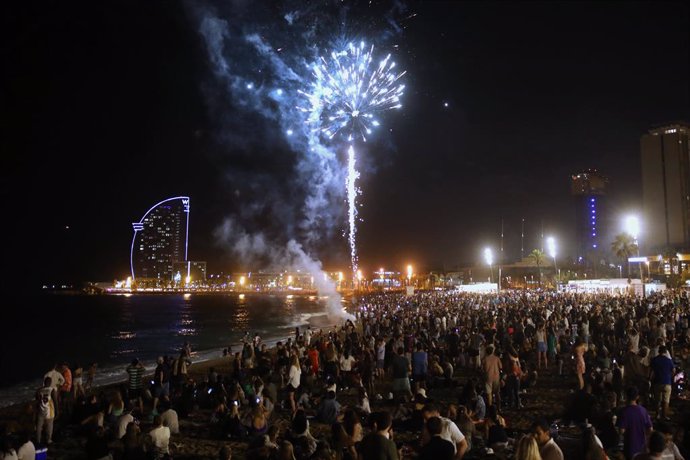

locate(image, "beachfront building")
(571, 169), (608, 263)
(131, 196), (190, 286)
(641, 123), (690, 253)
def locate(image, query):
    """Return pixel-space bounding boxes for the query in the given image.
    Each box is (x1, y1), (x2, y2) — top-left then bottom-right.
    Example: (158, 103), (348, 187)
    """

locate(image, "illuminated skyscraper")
(571, 170), (607, 261)
(641, 123), (690, 252)
(131, 196), (190, 283)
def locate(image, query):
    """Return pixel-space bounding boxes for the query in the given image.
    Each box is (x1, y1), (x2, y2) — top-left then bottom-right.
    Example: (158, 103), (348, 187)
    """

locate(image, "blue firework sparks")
(298, 41), (406, 142)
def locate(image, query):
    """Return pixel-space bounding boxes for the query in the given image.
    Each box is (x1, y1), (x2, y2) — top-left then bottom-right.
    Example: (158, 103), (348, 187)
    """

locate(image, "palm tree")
(529, 249), (546, 286)
(611, 232), (638, 278)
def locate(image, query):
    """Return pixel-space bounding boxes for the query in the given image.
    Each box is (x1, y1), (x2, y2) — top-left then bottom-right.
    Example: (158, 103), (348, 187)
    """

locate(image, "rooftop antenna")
(521, 218), (525, 260)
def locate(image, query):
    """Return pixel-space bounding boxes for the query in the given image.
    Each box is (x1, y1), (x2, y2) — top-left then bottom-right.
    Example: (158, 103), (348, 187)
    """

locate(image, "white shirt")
(17, 441), (36, 460)
(160, 408), (179, 434)
(288, 365), (301, 388)
(149, 426), (171, 455)
(117, 413), (134, 439)
(540, 438), (564, 460)
(43, 370), (64, 391)
(376, 345), (386, 360)
(439, 417), (465, 454)
(661, 442), (685, 460)
(339, 355), (356, 372)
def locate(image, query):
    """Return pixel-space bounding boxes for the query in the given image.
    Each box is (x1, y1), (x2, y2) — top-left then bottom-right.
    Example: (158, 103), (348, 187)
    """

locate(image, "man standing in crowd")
(650, 345), (674, 420)
(482, 345), (502, 408)
(126, 358), (145, 415)
(618, 386), (653, 460)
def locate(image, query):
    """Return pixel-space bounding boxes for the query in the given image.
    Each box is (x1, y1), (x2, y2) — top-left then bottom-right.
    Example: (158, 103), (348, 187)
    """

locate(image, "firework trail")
(298, 41), (405, 278)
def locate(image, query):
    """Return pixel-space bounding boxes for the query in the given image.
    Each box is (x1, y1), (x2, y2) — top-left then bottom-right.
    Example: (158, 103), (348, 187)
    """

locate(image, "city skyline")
(2, 1), (689, 288)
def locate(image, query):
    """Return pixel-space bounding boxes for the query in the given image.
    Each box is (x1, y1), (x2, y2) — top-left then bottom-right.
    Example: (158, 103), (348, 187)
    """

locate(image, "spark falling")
(298, 41), (406, 276)
(346, 145), (360, 273)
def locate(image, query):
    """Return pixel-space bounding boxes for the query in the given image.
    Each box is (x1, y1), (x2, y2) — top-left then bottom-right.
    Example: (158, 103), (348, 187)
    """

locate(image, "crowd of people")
(2, 290), (690, 460)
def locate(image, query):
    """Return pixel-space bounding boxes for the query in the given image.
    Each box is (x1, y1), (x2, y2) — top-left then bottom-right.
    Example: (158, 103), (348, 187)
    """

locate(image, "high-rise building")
(641, 123), (690, 253)
(571, 169), (607, 261)
(131, 196), (190, 283)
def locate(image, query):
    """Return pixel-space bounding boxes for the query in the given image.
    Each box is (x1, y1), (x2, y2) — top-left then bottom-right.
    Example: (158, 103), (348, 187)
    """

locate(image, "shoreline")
(0, 314), (341, 411)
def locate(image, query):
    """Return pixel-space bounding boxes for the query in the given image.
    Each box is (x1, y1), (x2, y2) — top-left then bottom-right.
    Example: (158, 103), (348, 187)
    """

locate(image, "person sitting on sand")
(159, 399), (179, 435)
(146, 415), (170, 460)
(106, 391), (125, 427)
(316, 391), (341, 425)
(285, 410), (317, 459)
(122, 422), (146, 460)
(514, 434), (542, 460)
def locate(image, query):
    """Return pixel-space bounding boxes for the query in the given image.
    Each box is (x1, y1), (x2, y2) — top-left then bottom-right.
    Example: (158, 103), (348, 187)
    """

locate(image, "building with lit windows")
(131, 196), (190, 285)
(571, 169), (607, 262)
(172, 261), (207, 285)
(641, 123), (690, 253)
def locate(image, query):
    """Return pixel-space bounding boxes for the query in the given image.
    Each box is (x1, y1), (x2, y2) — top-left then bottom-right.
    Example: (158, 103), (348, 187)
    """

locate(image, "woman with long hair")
(514, 434), (542, 460)
(286, 354), (301, 415)
(574, 339), (587, 390)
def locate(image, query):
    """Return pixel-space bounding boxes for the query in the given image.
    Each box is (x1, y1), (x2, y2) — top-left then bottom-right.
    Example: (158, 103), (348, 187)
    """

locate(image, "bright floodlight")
(407, 264), (413, 280)
(484, 247), (493, 266)
(625, 215), (640, 240)
(546, 236), (556, 259)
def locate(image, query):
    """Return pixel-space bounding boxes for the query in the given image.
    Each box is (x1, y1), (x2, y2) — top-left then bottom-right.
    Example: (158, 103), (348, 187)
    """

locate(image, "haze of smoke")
(197, 9), (344, 243)
(215, 218), (355, 322)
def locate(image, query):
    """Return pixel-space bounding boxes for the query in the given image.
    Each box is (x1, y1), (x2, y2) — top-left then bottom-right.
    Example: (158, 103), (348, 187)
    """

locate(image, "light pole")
(484, 247), (494, 284)
(547, 236), (558, 287)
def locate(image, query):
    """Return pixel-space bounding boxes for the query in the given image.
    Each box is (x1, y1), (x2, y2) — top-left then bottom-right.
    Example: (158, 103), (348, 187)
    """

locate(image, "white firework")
(297, 41), (405, 278)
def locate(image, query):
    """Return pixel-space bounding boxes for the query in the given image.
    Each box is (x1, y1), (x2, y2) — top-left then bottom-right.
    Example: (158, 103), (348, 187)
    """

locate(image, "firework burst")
(299, 41), (405, 142)
(297, 41), (405, 278)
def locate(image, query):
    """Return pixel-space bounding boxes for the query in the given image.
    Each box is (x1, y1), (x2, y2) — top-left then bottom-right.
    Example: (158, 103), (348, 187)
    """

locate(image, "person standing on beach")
(72, 363), (85, 399)
(85, 363), (97, 391)
(43, 364), (64, 413)
(286, 354), (301, 415)
(617, 386), (653, 460)
(59, 362), (72, 416)
(482, 345), (502, 408)
(126, 359), (145, 415)
(35, 376), (56, 445)
(172, 351), (191, 390)
(152, 357), (170, 414)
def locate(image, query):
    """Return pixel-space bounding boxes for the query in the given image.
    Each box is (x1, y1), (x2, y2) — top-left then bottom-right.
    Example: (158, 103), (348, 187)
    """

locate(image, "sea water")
(0, 293), (331, 407)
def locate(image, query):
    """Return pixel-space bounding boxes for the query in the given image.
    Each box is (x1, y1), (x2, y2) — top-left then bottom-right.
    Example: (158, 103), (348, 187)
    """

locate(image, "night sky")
(2, 1), (689, 289)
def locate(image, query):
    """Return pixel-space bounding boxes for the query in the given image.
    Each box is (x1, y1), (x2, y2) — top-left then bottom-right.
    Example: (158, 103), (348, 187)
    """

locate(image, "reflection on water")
(112, 331), (137, 340)
(177, 328), (197, 336)
(2, 293), (328, 393)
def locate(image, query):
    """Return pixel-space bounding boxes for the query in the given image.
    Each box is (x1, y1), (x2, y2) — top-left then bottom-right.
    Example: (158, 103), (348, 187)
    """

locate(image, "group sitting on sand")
(2, 290), (690, 460)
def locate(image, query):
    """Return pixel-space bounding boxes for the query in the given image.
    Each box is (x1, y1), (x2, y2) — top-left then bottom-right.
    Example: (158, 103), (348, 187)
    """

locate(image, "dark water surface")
(0, 293), (328, 406)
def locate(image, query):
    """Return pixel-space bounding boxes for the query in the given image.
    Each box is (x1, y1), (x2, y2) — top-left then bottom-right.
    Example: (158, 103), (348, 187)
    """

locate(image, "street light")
(624, 215), (640, 241)
(484, 247), (494, 283)
(546, 236), (559, 285)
